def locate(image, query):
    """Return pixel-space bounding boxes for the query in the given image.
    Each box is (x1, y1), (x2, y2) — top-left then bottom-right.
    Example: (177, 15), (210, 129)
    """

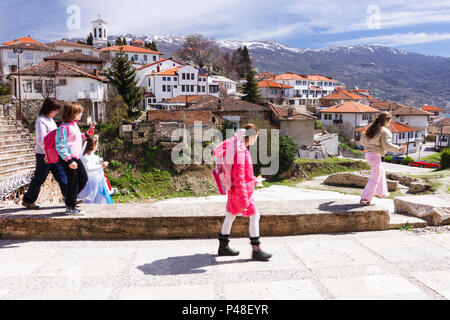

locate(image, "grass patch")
(293, 157), (370, 180)
(398, 222), (412, 231)
(0, 95), (11, 104)
(421, 153), (441, 164)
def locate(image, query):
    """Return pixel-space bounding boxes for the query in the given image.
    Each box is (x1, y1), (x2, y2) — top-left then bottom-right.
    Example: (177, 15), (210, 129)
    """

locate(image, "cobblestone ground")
(0, 228), (449, 300)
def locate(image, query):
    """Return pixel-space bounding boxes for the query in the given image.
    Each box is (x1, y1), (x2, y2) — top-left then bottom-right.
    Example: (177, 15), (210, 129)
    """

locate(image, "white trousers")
(221, 211), (260, 238)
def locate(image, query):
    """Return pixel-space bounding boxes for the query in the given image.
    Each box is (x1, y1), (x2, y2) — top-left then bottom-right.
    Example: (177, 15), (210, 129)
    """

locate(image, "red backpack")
(43, 123), (69, 164)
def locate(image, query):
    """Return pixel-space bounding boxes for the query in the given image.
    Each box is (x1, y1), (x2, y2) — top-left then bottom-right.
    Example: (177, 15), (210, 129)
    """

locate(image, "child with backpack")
(55, 102), (90, 215)
(22, 98), (68, 210)
(78, 134), (113, 204)
(213, 124), (272, 261)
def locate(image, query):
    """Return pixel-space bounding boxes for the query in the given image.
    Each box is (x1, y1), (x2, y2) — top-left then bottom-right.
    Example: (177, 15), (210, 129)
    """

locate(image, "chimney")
(93, 68), (98, 76)
(288, 107), (295, 117)
(55, 61), (60, 71)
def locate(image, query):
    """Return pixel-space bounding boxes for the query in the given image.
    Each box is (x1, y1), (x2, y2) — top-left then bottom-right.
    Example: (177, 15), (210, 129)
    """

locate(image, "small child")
(78, 135), (113, 204)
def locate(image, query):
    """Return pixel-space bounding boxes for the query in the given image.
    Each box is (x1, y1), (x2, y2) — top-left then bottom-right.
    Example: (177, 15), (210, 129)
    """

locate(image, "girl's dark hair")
(39, 97), (63, 116)
(244, 123), (259, 145)
(365, 111), (392, 139)
(83, 135), (98, 155)
(61, 102), (84, 122)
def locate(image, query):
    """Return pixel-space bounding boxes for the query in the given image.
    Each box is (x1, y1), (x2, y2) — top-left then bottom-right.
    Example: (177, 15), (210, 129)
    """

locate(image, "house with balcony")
(357, 122), (424, 155)
(143, 65), (219, 110)
(0, 37), (60, 78)
(209, 75), (238, 96)
(421, 105), (444, 125)
(257, 80), (293, 104)
(319, 101), (380, 140)
(319, 89), (369, 109)
(7, 60), (108, 123)
(136, 57), (185, 88)
(390, 106), (431, 138)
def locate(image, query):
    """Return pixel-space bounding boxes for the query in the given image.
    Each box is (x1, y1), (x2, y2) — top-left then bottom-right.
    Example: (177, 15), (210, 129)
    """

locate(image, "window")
(144, 55), (147, 61)
(34, 80), (42, 93)
(59, 79), (67, 86)
(191, 73), (195, 80)
(202, 86), (205, 93)
(147, 98), (152, 105)
(191, 85), (194, 92)
(153, 56), (156, 61)
(162, 77), (166, 81)
(162, 85), (166, 92)
(363, 114), (369, 120)
(45, 80), (54, 93)
(182, 85), (185, 92)
(174, 77), (177, 81)
(23, 80), (32, 93)
(167, 77), (171, 81)
(94, 29), (97, 38)
(25, 52), (33, 59)
(134, 55), (138, 61)
(167, 85), (171, 92)
(104, 29), (106, 38)
(148, 78), (151, 86)
(174, 85), (177, 89)
(198, 86), (201, 92)
(271, 89), (277, 94)
(182, 73), (186, 80)
(99, 28), (102, 38)
(186, 85), (190, 92)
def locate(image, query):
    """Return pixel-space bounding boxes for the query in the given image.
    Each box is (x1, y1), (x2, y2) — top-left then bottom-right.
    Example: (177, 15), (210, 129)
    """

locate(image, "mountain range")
(82, 34), (450, 112)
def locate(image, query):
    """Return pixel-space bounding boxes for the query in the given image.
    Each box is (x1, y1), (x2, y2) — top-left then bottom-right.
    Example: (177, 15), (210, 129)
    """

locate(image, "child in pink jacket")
(215, 124), (272, 261)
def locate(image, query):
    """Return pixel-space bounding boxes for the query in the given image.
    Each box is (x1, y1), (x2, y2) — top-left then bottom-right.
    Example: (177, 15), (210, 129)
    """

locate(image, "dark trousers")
(23, 153), (68, 204)
(59, 158), (88, 208)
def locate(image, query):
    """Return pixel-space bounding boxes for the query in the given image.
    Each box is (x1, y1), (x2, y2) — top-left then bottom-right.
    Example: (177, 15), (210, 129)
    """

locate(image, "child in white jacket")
(78, 135), (113, 204)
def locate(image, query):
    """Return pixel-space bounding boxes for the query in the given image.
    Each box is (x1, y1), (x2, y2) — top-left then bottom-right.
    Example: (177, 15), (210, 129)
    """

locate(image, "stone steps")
(0, 148), (35, 159)
(0, 199), (391, 240)
(0, 143), (35, 153)
(0, 134), (34, 145)
(0, 154), (35, 166)
(0, 161), (36, 179)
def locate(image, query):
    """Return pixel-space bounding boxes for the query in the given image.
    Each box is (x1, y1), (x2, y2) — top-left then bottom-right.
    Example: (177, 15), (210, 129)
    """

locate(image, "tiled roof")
(321, 89), (364, 100)
(2, 37), (40, 45)
(100, 45), (162, 55)
(391, 106), (431, 116)
(270, 104), (316, 121)
(44, 51), (105, 63)
(257, 80), (293, 89)
(307, 75), (336, 82)
(136, 57), (185, 70)
(1, 41), (59, 52)
(151, 66), (181, 76)
(8, 61), (107, 82)
(163, 95), (215, 104)
(421, 105), (442, 112)
(54, 40), (95, 49)
(272, 73), (307, 80)
(188, 97), (270, 112)
(356, 122), (421, 133)
(436, 126), (450, 135)
(320, 101), (380, 113)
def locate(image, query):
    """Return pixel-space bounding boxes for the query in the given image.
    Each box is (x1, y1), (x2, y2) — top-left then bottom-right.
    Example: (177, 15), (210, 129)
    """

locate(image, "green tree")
(278, 135), (298, 175)
(242, 63), (261, 104)
(145, 41), (158, 51)
(105, 50), (143, 120)
(440, 148), (450, 169)
(122, 37), (127, 45)
(87, 32), (94, 46)
(115, 37), (123, 46)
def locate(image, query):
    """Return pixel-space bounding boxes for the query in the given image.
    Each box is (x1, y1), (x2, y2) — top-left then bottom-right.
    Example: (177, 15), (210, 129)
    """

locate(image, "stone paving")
(0, 229), (449, 300)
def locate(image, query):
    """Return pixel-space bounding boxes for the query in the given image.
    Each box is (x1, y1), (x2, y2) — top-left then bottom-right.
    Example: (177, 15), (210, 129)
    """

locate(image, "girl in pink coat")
(214, 124), (272, 261)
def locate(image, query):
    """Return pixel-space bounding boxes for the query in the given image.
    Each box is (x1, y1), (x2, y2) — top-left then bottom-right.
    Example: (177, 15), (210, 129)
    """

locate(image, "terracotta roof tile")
(270, 104), (316, 121)
(136, 57), (185, 70)
(356, 122), (420, 133)
(421, 105), (442, 112)
(2, 37), (40, 45)
(44, 51), (105, 63)
(272, 73), (307, 80)
(188, 97), (270, 112)
(321, 89), (364, 100)
(391, 106), (432, 116)
(320, 101), (380, 113)
(257, 80), (293, 89)
(100, 45), (162, 55)
(54, 40), (95, 49)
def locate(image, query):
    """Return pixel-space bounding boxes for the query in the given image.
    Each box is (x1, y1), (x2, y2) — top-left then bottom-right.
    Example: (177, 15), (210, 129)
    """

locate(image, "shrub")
(401, 156), (414, 165)
(440, 148), (450, 169)
(315, 120), (322, 130)
(278, 135), (298, 175)
(384, 155), (393, 163)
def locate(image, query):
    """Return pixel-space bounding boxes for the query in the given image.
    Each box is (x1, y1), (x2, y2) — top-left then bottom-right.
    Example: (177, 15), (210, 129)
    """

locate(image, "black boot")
(218, 234), (239, 256)
(250, 237), (272, 261)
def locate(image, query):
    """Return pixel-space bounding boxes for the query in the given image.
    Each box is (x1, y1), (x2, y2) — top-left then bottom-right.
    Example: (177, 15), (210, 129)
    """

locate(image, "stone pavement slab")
(118, 285), (216, 300)
(411, 271), (450, 299)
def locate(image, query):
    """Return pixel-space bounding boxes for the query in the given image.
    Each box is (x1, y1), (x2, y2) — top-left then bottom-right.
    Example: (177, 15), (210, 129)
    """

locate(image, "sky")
(1, 0), (450, 57)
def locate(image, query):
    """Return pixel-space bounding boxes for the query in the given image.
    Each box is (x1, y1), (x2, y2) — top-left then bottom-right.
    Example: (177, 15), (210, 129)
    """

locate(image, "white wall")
(320, 112), (375, 128)
(1, 48), (58, 77)
(136, 59), (184, 87)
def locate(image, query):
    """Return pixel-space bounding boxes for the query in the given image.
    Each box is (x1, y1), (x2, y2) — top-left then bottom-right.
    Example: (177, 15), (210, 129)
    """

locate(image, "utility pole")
(13, 48), (23, 120)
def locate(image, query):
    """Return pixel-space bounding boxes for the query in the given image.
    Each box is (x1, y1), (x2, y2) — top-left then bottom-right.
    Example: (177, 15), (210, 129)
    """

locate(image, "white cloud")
(330, 32), (450, 47)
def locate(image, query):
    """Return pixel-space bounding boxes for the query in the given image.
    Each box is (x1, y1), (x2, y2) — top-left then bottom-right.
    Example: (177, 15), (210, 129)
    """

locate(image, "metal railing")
(0, 169), (35, 200)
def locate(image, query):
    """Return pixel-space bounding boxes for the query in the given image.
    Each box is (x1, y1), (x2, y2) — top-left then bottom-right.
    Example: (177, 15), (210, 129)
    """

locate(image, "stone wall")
(147, 110), (212, 126)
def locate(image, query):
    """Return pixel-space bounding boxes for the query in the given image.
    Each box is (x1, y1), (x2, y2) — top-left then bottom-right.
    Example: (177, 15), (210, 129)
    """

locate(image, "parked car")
(408, 161), (440, 169)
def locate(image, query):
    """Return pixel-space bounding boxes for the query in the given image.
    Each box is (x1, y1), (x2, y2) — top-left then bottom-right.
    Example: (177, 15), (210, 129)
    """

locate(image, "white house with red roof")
(51, 40), (98, 57)
(8, 61), (108, 123)
(421, 105), (444, 124)
(100, 45), (163, 66)
(267, 73), (336, 107)
(319, 101), (380, 129)
(0, 36), (60, 77)
(390, 106), (430, 136)
(143, 65), (220, 109)
(136, 57), (185, 87)
(257, 80), (293, 104)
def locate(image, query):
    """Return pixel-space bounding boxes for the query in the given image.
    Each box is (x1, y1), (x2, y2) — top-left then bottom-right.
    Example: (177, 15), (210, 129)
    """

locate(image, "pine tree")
(87, 32), (93, 46)
(115, 37), (123, 46)
(145, 41), (158, 51)
(122, 37), (127, 45)
(105, 50), (143, 119)
(242, 63), (261, 104)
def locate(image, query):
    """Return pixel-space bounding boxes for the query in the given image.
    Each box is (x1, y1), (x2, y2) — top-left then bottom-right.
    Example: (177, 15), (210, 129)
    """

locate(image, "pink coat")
(226, 147), (257, 217)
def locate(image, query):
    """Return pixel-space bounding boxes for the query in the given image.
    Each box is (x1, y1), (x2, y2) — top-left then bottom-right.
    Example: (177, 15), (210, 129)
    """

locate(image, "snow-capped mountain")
(77, 34), (449, 109)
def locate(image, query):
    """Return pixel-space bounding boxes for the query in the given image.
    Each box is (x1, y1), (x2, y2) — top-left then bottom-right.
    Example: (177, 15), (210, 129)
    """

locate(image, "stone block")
(324, 172), (398, 191)
(394, 195), (450, 225)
